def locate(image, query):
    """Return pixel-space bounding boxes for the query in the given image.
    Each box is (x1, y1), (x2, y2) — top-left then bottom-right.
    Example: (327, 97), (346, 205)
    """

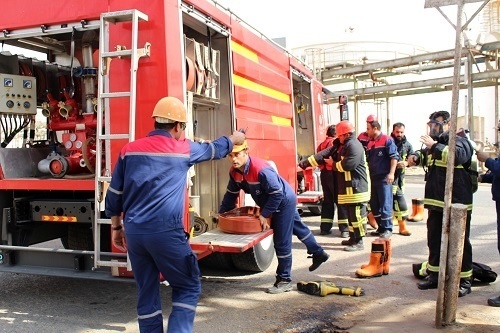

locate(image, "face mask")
(427, 119), (444, 140)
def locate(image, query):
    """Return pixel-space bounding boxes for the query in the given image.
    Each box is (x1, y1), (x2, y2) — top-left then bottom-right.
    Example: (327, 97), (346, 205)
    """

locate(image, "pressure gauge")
(69, 133), (77, 142)
(74, 141), (83, 149)
(65, 141), (73, 149)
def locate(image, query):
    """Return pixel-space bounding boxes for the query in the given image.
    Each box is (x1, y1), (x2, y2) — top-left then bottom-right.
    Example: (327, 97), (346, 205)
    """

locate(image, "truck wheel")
(308, 206), (322, 215)
(231, 234), (274, 272)
(198, 253), (235, 270)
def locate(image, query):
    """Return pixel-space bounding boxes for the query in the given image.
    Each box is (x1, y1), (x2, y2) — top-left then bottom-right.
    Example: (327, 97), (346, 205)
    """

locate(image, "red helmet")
(366, 114), (378, 122)
(336, 120), (354, 136)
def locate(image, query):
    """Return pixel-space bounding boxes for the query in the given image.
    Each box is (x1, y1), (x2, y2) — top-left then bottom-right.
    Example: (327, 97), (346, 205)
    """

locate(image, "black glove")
(299, 159), (311, 170)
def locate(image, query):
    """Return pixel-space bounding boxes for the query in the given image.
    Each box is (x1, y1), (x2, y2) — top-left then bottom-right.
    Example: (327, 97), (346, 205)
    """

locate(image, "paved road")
(0, 174), (499, 332)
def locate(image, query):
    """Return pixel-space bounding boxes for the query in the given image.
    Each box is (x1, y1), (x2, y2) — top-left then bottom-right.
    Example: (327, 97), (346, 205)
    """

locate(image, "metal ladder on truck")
(94, 9), (150, 274)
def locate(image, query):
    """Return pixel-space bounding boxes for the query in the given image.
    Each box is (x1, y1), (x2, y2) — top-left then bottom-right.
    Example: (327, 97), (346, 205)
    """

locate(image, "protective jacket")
(411, 131), (474, 211)
(391, 134), (414, 190)
(317, 136), (335, 170)
(331, 135), (370, 205)
(219, 156), (293, 218)
(105, 129), (233, 234)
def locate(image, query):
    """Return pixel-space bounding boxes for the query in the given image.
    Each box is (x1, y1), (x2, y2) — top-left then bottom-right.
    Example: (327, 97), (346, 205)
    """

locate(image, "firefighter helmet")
(152, 97), (187, 123)
(232, 140), (248, 153)
(336, 120), (354, 136)
(366, 114), (378, 122)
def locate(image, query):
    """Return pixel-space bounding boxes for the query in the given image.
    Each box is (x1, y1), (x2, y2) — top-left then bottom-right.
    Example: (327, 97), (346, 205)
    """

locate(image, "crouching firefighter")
(299, 120), (370, 251)
(407, 110), (475, 297)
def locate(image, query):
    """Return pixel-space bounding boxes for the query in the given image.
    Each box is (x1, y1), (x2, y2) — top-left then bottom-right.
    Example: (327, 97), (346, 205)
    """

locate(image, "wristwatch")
(112, 225), (123, 231)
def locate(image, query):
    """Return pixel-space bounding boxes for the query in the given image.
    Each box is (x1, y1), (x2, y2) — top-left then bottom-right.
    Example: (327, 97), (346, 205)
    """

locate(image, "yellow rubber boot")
(408, 199), (424, 222)
(356, 239), (385, 278)
(383, 238), (392, 275)
(398, 219), (411, 236)
(367, 212), (378, 229)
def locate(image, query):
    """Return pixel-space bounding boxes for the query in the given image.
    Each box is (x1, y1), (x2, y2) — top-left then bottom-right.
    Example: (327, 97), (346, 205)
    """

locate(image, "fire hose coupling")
(38, 153), (69, 178)
(57, 101), (72, 119)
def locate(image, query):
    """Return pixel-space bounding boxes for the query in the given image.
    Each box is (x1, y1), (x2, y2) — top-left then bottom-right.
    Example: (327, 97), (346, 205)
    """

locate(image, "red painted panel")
(232, 53), (291, 95)
(234, 86), (292, 118)
(102, 0), (184, 170)
(235, 108), (294, 141)
(0, 179), (94, 191)
(183, 0), (231, 28)
(289, 58), (314, 79)
(238, 138), (297, 191)
(231, 21), (289, 76)
(0, 1), (108, 30)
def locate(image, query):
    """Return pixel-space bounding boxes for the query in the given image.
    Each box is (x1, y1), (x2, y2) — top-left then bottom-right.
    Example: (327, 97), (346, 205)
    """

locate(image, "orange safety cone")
(407, 199), (424, 222)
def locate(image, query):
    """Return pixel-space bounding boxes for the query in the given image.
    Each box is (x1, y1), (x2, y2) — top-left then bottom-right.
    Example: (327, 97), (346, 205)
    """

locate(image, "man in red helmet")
(366, 115), (399, 239)
(299, 120), (370, 251)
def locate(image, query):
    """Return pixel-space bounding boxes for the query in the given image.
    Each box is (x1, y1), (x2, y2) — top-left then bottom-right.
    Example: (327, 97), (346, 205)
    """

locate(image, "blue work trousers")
(370, 177), (394, 232)
(272, 200), (322, 280)
(126, 228), (201, 333)
(496, 201), (500, 255)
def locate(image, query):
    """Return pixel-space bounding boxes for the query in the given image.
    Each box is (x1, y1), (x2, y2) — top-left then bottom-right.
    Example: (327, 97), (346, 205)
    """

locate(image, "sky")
(215, 0), (485, 52)
(215, 0), (499, 146)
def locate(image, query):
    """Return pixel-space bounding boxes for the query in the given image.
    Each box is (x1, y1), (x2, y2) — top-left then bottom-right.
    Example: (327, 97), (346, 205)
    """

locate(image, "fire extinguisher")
(339, 95), (348, 121)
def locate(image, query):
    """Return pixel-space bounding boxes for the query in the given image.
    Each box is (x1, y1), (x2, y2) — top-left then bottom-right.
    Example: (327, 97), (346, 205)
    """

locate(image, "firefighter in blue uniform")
(105, 96), (246, 333)
(408, 110), (474, 297)
(390, 122), (413, 236)
(219, 141), (330, 294)
(366, 117), (399, 238)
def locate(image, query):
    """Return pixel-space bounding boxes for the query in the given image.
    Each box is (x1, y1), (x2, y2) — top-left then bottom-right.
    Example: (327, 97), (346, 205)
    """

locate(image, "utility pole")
(424, 0), (491, 328)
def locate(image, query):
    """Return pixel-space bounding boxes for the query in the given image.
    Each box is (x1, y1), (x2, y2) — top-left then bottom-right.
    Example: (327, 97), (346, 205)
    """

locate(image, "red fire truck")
(0, 0), (335, 279)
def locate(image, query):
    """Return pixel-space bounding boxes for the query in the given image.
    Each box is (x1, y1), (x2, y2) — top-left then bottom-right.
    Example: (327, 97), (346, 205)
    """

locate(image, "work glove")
(298, 159), (311, 170)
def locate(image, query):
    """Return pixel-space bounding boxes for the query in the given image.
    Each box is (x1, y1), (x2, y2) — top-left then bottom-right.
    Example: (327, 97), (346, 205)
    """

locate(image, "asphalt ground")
(0, 171), (499, 332)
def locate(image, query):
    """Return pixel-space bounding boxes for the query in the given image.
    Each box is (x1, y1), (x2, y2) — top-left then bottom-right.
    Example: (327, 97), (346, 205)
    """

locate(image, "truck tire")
(308, 206), (322, 215)
(231, 234), (274, 272)
(198, 253), (235, 270)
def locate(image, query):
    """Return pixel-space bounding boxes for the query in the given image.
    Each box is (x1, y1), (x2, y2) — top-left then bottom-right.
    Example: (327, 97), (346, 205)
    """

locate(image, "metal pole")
(467, 51), (474, 139)
(435, 0), (464, 328)
(443, 204), (468, 324)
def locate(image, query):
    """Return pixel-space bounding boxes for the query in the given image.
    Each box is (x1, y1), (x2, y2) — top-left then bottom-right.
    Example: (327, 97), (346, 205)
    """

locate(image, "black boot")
(417, 273), (438, 290)
(308, 250), (329, 271)
(458, 278), (472, 297)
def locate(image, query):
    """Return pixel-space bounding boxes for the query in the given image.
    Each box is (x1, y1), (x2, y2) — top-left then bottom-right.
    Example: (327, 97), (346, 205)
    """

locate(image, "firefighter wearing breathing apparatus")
(220, 141), (330, 294)
(105, 96), (245, 333)
(407, 110), (474, 297)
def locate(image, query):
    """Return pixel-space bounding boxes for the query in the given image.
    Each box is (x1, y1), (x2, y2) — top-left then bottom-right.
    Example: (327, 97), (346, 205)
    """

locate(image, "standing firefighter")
(105, 96), (246, 333)
(299, 120), (370, 251)
(391, 122), (413, 236)
(333, 120), (370, 251)
(219, 141), (330, 294)
(316, 125), (342, 236)
(408, 110), (474, 297)
(366, 116), (399, 239)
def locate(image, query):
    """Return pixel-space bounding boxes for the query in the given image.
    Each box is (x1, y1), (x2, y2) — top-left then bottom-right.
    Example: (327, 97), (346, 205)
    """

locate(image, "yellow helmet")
(232, 140), (248, 153)
(152, 97), (187, 123)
